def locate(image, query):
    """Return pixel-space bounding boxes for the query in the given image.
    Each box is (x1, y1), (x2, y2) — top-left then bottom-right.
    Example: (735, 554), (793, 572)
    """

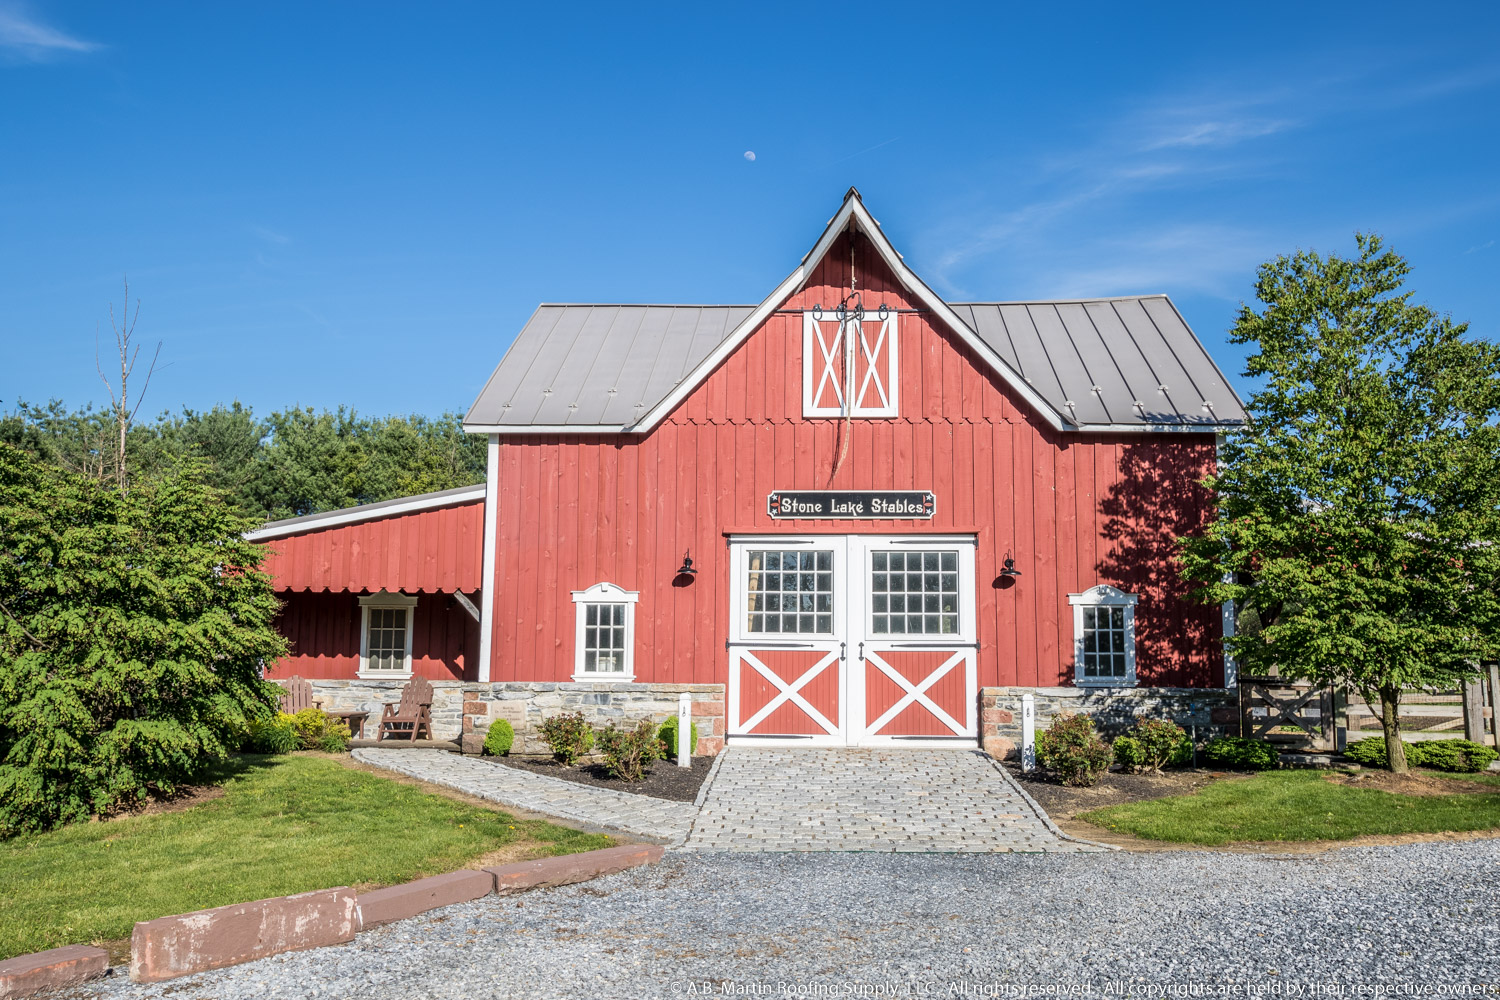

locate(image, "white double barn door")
(727, 535), (978, 747)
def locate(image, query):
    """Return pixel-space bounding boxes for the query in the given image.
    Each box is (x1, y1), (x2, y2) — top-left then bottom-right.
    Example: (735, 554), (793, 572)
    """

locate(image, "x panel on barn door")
(727, 540), (848, 745)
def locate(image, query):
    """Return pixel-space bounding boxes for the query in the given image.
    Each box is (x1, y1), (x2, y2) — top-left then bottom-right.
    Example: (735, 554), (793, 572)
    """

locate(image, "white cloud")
(250, 224), (292, 246)
(0, 3), (99, 60)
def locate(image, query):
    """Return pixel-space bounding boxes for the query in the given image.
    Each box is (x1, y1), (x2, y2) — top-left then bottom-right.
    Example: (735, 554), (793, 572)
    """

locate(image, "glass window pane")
(816, 551), (831, 571)
(941, 552), (957, 572)
(925, 615), (940, 633)
(889, 616), (905, 634)
(888, 552), (904, 571)
(872, 615), (887, 633)
(872, 552), (887, 571)
(1083, 608), (1096, 629)
(816, 614), (831, 632)
(1112, 607), (1125, 629)
(586, 604), (597, 626)
(924, 552), (939, 571)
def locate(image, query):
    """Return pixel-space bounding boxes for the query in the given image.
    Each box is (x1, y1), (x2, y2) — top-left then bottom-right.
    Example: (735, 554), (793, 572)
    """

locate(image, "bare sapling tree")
(95, 277), (162, 492)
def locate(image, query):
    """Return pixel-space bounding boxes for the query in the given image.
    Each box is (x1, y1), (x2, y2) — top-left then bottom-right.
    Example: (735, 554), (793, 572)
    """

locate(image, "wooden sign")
(767, 490), (935, 520)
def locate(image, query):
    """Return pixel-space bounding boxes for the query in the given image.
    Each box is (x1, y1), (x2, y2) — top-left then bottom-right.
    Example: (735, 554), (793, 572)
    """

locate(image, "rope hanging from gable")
(829, 235), (857, 484)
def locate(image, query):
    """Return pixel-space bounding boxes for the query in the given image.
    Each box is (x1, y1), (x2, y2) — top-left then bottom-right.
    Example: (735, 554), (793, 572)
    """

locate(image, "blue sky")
(3, 2), (1498, 422)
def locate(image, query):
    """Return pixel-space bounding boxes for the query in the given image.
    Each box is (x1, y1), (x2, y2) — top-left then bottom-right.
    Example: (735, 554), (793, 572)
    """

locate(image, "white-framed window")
(1069, 585), (1138, 687)
(571, 582), (639, 682)
(358, 591), (417, 679)
(802, 307), (899, 418)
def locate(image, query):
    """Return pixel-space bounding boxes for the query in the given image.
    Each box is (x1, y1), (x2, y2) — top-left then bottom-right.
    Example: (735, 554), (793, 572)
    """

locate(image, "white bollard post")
(677, 692), (691, 768)
(1021, 694), (1036, 772)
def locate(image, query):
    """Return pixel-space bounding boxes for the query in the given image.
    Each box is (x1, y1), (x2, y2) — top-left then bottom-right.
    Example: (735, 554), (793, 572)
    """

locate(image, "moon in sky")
(743, 151), (756, 161)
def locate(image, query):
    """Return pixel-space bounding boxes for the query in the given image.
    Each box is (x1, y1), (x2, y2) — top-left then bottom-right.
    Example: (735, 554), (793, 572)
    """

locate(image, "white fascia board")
(461, 423), (629, 435)
(840, 199), (1070, 433)
(1075, 422), (1243, 434)
(625, 264), (809, 434)
(244, 486), (486, 541)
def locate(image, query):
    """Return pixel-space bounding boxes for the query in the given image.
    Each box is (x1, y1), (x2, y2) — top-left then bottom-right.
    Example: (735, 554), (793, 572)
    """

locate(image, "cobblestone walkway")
(351, 749), (693, 843)
(681, 748), (1102, 852)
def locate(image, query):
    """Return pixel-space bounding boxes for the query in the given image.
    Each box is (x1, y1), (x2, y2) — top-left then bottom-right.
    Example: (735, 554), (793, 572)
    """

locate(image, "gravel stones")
(78, 840), (1500, 998)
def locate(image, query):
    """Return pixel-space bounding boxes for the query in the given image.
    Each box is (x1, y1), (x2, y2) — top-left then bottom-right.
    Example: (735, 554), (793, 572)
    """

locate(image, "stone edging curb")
(981, 752), (1119, 852)
(0, 843), (664, 995)
(669, 748), (729, 848)
(0, 945), (109, 999)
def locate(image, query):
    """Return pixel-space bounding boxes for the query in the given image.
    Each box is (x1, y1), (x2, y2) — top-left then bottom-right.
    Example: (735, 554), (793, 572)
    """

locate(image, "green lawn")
(1081, 769), (1500, 845)
(0, 754), (611, 960)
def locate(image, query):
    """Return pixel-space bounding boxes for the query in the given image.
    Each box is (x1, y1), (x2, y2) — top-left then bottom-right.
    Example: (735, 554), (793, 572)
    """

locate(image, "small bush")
(595, 719), (663, 782)
(1203, 736), (1278, 771)
(657, 716), (699, 759)
(1035, 713), (1113, 787)
(483, 719), (515, 756)
(245, 715), (297, 755)
(1117, 718), (1192, 772)
(1342, 736), (1392, 767)
(283, 708), (350, 753)
(1111, 735), (1144, 771)
(1342, 736), (1496, 772)
(1414, 739), (1498, 773)
(539, 712), (595, 766)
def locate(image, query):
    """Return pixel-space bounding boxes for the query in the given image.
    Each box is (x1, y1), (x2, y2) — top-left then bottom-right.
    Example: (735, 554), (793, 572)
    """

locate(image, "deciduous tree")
(1180, 235), (1500, 772)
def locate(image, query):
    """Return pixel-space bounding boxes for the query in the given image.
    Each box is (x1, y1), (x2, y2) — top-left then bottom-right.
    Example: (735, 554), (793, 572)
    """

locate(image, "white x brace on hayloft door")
(727, 535), (977, 747)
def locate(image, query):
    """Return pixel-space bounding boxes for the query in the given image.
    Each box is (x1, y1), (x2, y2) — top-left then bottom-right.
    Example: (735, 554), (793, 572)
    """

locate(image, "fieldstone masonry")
(303, 679), (726, 755)
(980, 685), (1238, 760)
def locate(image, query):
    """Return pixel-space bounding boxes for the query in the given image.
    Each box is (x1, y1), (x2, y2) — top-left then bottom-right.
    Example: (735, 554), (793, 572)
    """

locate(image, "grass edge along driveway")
(0, 753), (611, 961)
(1082, 769), (1500, 846)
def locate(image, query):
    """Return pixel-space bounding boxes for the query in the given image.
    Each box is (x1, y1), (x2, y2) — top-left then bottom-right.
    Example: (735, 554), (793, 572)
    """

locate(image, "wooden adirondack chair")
(376, 676), (434, 742)
(278, 676), (320, 714)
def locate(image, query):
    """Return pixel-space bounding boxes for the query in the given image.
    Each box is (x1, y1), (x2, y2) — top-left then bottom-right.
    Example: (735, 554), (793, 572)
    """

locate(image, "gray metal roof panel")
(465, 296), (1244, 430)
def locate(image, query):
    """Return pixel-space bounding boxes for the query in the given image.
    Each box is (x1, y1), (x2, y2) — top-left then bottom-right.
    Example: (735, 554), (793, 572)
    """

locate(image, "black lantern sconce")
(994, 551), (1023, 590)
(673, 550), (698, 586)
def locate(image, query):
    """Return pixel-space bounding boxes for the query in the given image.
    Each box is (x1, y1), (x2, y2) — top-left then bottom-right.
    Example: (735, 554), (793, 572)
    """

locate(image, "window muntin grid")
(870, 550), (959, 635)
(365, 607), (408, 672)
(583, 603), (627, 672)
(1080, 605), (1128, 679)
(745, 549), (834, 634)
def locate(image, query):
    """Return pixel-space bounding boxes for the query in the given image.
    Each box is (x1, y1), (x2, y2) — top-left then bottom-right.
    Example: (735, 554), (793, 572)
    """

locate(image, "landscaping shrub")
(1348, 736), (1498, 773)
(0, 447), (288, 837)
(1343, 736), (1392, 767)
(1111, 735), (1145, 771)
(1203, 736), (1278, 771)
(285, 708), (350, 752)
(483, 719), (515, 756)
(594, 719), (663, 782)
(539, 712), (595, 766)
(657, 716), (699, 759)
(1413, 739), (1498, 773)
(1116, 718), (1192, 772)
(1035, 713), (1112, 787)
(245, 716), (297, 755)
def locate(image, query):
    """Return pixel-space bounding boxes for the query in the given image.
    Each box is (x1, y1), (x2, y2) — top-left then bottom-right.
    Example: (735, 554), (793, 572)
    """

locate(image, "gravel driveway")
(83, 841), (1499, 999)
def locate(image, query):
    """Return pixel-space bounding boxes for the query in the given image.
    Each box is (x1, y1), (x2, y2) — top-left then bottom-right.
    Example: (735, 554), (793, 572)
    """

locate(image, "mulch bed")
(1003, 763), (1237, 820)
(1326, 769), (1497, 797)
(484, 754), (715, 803)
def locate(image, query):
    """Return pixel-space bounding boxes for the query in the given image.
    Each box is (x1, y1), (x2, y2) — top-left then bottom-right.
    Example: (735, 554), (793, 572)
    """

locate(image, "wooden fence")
(1239, 664), (1499, 752)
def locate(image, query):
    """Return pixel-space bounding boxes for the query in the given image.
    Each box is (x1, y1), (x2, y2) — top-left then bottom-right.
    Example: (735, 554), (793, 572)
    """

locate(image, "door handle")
(840, 641), (846, 662)
(858, 641), (865, 661)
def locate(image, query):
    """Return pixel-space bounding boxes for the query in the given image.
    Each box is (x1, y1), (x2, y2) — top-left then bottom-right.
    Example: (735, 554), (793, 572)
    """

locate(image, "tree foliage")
(0, 445), (288, 836)
(1180, 234), (1500, 772)
(0, 402), (485, 521)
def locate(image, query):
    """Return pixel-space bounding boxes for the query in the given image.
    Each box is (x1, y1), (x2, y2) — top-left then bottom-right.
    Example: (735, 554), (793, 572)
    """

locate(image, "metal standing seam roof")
(465, 296), (1244, 431)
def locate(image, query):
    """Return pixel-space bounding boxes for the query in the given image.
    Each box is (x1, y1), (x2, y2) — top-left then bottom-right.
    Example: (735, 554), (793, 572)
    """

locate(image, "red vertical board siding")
(265, 591), (478, 681)
(258, 500), (483, 595)
(486, 233), (1222, 690)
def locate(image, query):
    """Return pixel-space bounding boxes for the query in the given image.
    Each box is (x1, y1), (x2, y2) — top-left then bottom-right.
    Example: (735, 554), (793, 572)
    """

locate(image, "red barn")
(254, 190), (1245, 754)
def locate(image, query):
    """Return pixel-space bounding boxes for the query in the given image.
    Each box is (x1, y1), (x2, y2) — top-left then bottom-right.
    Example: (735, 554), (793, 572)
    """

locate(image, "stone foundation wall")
(459, 682), (726, 756)
(302, 678), (727, 755)
(979, 685), (1239, 760)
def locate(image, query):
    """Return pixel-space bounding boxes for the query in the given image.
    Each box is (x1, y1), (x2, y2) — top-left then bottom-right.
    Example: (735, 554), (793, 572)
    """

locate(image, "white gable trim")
(622, 190), (1069, 435)
(245, 486), (486, 541)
